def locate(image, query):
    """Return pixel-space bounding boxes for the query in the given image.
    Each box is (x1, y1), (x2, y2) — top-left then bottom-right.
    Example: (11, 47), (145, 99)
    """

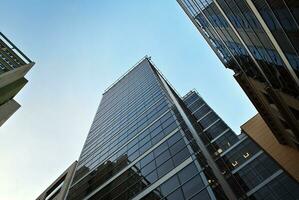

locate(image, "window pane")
(182, 174), (205, 199)
(189, 189), (211, 200)
(160, 175), (180, 196)
(166, 188), (185, 200)
(178, 162), (198, 184)
(157, 159), (174, 178)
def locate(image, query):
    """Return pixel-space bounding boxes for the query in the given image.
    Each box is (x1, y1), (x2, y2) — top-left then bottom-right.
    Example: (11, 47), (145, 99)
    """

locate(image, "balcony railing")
(0, 32), (32, 73)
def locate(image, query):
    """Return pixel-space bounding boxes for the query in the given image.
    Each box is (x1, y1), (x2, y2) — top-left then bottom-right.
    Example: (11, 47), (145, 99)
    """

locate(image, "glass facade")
(67, 58), (219, 200)
(178, 0), (299, 149)
(183, 91), (239, 159)
(183, 91), (299, 200)
(67, 57), (299, 200)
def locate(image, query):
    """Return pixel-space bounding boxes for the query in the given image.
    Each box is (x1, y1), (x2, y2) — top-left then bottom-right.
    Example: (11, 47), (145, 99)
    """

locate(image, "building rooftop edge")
(147, 58), (182, 98)
(182, 89), (201, 99)
(102, 55), (150, 95)
(0, 32), (33, 64)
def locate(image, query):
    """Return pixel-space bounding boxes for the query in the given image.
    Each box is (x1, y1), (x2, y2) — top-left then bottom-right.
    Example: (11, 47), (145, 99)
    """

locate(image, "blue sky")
(0, 1), (256, 199)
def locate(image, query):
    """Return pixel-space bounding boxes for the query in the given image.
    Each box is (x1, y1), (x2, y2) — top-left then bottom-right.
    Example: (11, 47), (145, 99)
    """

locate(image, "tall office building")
(184, 91), (299, 199)
(177, 0), (299, 150)
(65, 57), (298, 200)
(0, 32), (34, 126)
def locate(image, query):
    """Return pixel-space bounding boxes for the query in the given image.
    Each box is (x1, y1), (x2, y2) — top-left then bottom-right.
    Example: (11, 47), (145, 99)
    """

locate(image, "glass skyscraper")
(177, 0), (299, 150)
(65, 57), (299, 200)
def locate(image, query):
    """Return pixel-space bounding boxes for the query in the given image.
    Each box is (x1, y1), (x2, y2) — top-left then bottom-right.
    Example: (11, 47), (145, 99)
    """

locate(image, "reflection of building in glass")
(67, 155), (163, 200)
(177, 0), (299, 150)
(66, 57), (298, 200)
(0, 32), (34, 126)
(66, 57), (221, 200)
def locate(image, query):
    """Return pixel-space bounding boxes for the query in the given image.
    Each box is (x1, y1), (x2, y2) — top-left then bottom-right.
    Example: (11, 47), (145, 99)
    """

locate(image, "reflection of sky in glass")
(0, 1), (256, 200)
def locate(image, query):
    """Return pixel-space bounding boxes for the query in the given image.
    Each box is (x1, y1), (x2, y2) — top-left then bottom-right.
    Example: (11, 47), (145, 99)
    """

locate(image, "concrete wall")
(36, 161), (77, 200)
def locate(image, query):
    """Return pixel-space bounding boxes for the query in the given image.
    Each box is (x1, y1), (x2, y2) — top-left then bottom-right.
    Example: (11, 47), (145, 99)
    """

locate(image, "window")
(181, 174), (205, 199)
(156, 150), (171, 167)
(234, 153), (279, 191)
(160, 175), (180, 196)
(157, 159), (174, 178)
(189, 189), (211, 200)
(178, 162), (198, 184)
(166, 188), (185, 200)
